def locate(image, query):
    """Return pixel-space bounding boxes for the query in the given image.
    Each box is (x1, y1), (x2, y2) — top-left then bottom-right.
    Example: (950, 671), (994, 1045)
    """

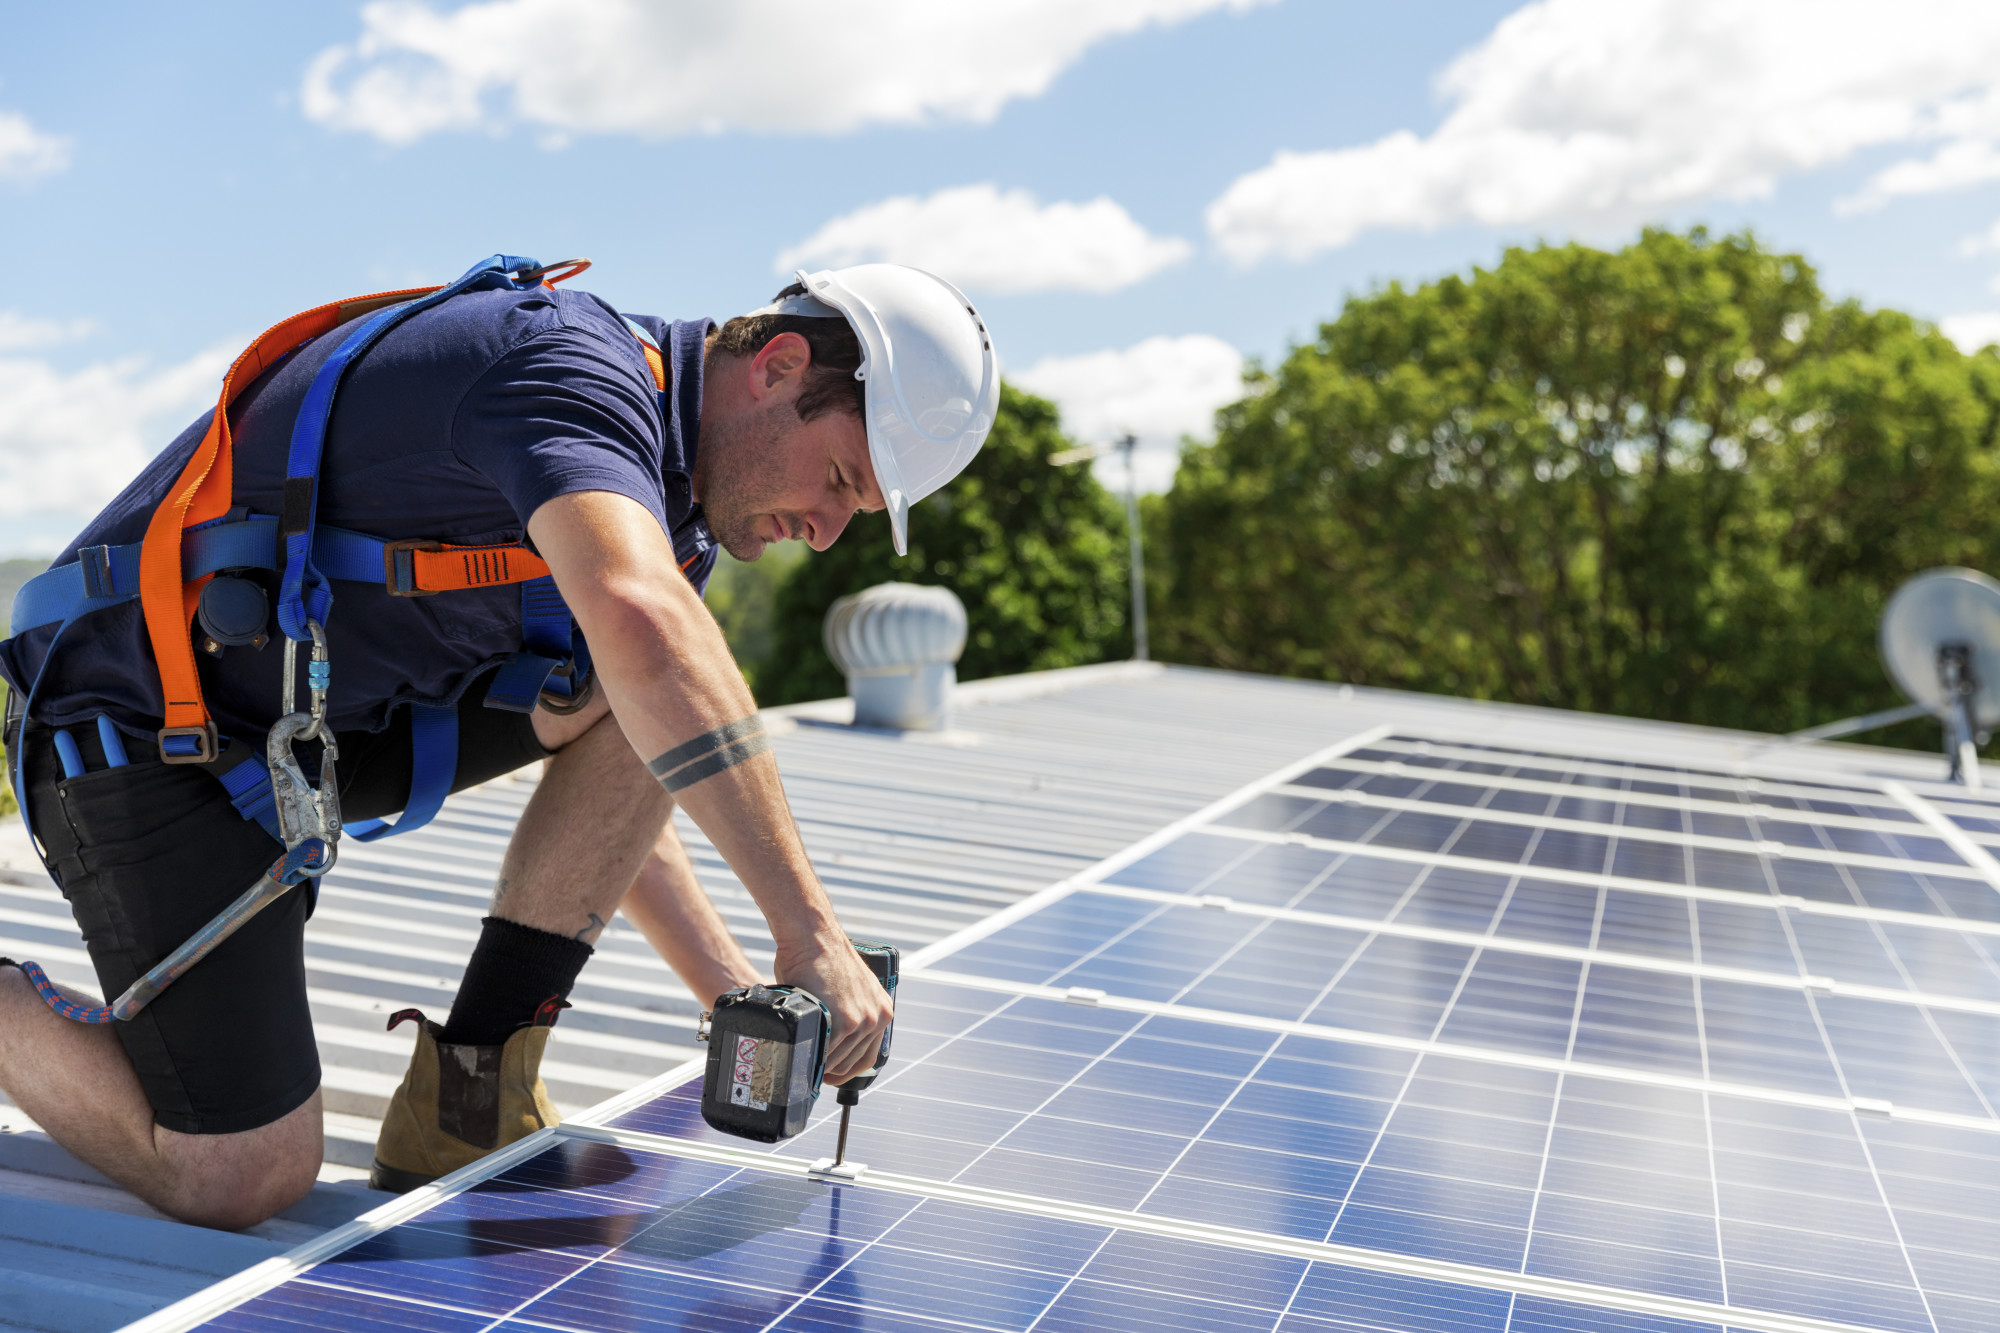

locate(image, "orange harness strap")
(139, 265), (667, 758)
(141, 287), (439, 756)
(635, 337), (666, 394)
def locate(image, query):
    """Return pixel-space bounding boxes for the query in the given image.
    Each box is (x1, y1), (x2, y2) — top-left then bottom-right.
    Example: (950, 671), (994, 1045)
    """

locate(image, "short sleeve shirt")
(2, 285), (716, 740)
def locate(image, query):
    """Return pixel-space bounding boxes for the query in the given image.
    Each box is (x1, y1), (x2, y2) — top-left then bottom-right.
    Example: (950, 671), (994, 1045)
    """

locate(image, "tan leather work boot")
(368, 999), (566, 1193)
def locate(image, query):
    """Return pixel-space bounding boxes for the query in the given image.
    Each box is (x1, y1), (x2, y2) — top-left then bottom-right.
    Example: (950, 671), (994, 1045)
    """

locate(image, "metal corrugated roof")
(0, 662), (1984, 1332)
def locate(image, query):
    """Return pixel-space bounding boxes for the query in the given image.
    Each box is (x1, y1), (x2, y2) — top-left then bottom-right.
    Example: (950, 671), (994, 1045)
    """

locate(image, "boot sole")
(369, 1159), (440, 1194)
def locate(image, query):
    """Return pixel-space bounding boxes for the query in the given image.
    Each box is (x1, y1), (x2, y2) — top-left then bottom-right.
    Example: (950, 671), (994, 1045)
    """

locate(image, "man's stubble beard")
(695, 399), (796, 561)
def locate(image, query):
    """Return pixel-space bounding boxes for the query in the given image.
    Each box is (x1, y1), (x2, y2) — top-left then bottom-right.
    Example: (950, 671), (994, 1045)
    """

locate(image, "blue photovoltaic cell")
(195, 1136), (1714, 1333)
(601, 977), (1981, 1328)
(942, 861), (1999, 1121)
(186, 736), (2000, 1332)
(1211, 773), (1998, 926)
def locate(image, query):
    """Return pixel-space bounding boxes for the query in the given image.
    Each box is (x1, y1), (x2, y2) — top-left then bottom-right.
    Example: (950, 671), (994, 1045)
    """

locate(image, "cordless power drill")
(697, 939), (898, 1166)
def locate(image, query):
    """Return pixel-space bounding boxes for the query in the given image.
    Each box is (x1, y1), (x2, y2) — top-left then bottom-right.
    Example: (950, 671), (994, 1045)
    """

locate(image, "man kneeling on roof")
(0, 256), (996, 1227)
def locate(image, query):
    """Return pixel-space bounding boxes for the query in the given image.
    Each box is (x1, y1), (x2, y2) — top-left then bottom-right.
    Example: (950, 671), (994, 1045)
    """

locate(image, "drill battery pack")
(698, 984), (830, 1143)
(697, 939), (901, 1143)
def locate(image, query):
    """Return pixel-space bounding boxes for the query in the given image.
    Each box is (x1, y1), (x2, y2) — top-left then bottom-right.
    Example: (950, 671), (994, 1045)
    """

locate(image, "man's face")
(696, 333), (883, 560)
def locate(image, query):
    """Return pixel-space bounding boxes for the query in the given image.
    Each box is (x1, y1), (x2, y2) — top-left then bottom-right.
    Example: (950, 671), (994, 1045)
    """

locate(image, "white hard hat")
(753, 264), (998, 556)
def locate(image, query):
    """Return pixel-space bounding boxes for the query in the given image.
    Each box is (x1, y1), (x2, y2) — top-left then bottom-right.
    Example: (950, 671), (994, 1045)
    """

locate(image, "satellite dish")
(1880, 567), (2000, 786)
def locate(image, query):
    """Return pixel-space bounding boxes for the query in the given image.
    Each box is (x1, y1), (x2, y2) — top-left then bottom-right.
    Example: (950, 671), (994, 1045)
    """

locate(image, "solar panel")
(151, 727), (2000, 1333)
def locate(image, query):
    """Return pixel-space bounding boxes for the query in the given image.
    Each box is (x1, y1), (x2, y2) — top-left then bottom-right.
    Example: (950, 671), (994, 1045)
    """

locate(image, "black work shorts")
(10, 672), (550, 1135)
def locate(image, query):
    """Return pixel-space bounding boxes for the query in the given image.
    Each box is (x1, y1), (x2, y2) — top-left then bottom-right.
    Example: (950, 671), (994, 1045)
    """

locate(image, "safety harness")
(3, 254), (678, 1022)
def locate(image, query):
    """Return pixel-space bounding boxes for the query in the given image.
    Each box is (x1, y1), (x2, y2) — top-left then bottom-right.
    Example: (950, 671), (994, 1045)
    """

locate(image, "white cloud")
(0, 312), (94, 352)
(0, 339), (233, 534)
(0, 106), (70, 184)
(1942, 312), (2000, 354)
(776, 185), (1190, 295)
(303, 0), (1266, 145)
(1958, 218), (2000, 257)
(1206, 0), (2000, 265)
(1014, 334), (1244, 491)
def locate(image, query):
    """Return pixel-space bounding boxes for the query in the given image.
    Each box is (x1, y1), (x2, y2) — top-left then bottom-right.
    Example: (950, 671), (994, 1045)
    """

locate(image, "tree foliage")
(758, 384), (1130, 705)
(1154, 228), (2000, 738)
(704, 543), (804, 694)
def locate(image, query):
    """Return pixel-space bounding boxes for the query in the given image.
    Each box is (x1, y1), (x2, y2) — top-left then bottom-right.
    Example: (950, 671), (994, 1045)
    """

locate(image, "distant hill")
(0, 558), (48, 637)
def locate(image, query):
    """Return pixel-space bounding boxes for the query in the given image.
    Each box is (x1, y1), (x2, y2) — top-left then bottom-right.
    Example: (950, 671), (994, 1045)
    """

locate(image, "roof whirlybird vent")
(823, 583), (968, 731)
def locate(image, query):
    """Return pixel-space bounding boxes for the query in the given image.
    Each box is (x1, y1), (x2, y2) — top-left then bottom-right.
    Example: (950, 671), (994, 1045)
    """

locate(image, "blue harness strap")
(9, 521), (461, 637)
(346, 703), (458, 842)
(483, 576), (579, 712)
(7, 591), (134, 846)
(276, 255), (542, 644)
(208, 743), (284, 842)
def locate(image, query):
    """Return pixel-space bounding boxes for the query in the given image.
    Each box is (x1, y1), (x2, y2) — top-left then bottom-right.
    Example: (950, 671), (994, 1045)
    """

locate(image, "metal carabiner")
(281, 619), (334, 741)
(270, 621), (342, 872)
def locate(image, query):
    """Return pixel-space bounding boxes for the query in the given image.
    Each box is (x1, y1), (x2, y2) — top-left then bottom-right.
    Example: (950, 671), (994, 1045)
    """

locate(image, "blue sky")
(6, 0), (2000, 554)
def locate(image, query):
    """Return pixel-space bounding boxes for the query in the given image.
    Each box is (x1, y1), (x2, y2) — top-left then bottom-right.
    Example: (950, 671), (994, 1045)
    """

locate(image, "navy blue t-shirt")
(2, 285), (717, 740)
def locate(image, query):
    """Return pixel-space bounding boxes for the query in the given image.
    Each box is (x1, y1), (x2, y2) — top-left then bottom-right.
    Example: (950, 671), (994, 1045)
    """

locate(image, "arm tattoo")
(649, 716), (771, 793)
(574, 913), (606, 943)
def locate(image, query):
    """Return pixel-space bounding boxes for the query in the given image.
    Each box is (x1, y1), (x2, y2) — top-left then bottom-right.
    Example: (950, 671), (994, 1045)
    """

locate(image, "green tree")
(1155, 228), (2000, 740)
(704, 542), (805, 693)
(759, 384), (1130, 705)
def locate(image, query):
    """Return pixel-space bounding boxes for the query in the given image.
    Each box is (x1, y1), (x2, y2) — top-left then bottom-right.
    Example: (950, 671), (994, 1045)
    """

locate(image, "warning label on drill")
(729, 1034), (792, 1110)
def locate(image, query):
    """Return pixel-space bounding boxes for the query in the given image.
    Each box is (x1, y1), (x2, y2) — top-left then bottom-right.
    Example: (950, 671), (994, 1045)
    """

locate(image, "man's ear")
(747, 331), (812, 400)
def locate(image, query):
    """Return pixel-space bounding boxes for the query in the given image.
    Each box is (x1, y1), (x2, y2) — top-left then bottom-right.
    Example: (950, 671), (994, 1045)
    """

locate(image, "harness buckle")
(384, 539), (444, 597)
(157, 724), (218, 764)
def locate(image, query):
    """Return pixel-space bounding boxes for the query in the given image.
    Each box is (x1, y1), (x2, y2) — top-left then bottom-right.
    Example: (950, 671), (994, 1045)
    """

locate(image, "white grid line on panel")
(899, 724), (1399, 973)
(1761, 846), (1945, 1333)
(550, 1125), (1902, 1333)
(1371, 734), (1899, 802)
(1309, 755), (1929, 838)
(925, 775), (1421, 1202)
(904, 967), (2000, 1140)
(1193, 824), (2000, 942)
(1018, 1229), (1121, 1333)
(1690, 898), (1731, 1312)
(1386, 732), (2000, 823)
(1076, 883), (2000, 1022)
(1503, 871), (1607, 1333)
(1882, 780), (2000, 897)
(1265, 782), (1970, 879)
(1318, 825), (1551, 1245)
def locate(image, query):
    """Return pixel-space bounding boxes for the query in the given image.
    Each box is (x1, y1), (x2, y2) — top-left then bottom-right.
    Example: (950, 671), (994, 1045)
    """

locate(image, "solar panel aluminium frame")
(126, 719), (1992, 1333)
(122, 725), (1402, 1333)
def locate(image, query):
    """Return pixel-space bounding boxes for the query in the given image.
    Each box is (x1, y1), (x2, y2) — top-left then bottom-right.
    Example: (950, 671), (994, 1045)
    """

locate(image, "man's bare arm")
(621, 817), (765, 1008)
(528, 489), (888, 1080)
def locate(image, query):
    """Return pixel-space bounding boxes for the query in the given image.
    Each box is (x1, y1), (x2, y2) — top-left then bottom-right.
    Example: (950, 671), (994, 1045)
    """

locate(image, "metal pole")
(1119, 434), (1148, 662)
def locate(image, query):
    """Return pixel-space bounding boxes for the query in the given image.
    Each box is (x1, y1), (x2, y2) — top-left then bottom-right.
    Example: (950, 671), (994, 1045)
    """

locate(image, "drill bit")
(832, 1086), (860, 1167)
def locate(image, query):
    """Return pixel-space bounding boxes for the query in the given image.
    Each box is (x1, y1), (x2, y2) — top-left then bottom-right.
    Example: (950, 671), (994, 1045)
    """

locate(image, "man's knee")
(155, 1095), (323, 1230)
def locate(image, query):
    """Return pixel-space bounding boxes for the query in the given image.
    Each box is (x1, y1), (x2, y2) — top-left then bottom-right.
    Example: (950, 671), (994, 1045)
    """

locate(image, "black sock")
(439, 917), (593, 1046)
